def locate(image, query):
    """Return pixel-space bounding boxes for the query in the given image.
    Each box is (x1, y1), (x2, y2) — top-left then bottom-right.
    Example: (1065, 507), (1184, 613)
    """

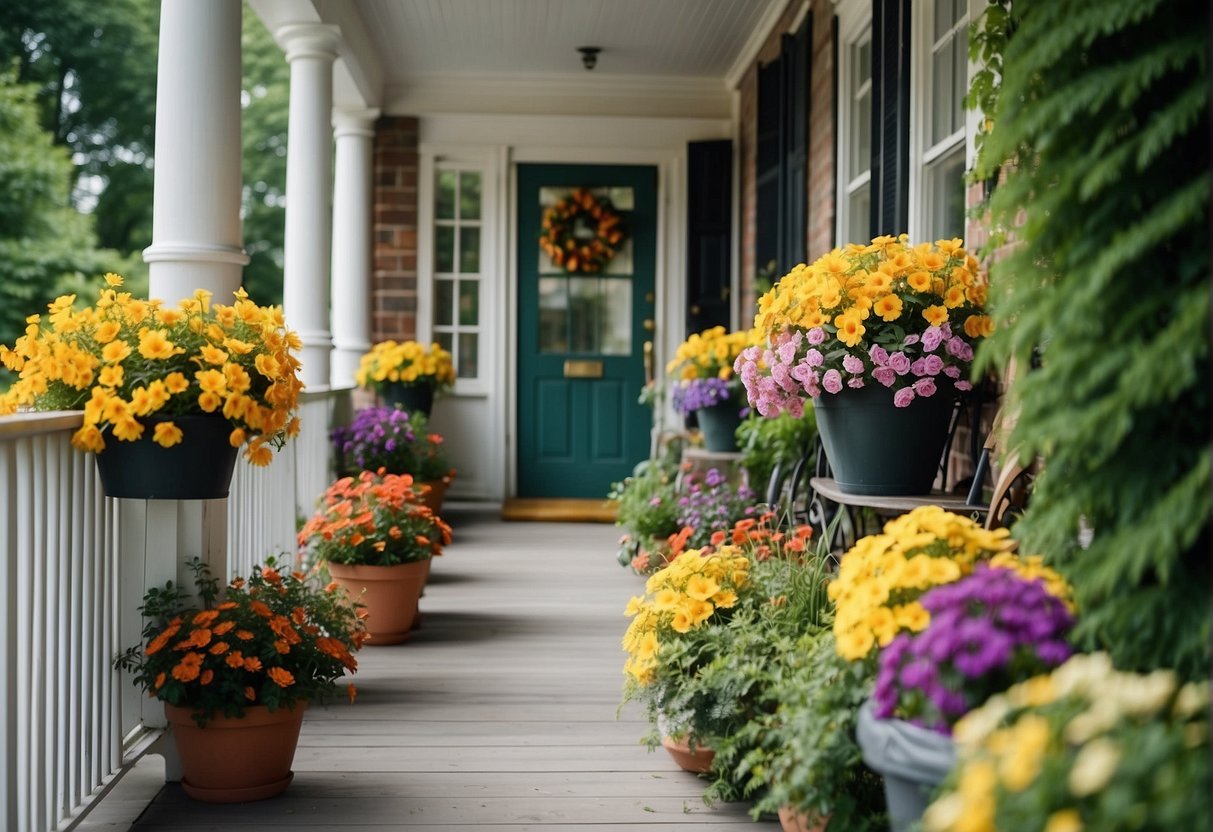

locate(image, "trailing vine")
(971, 0), (1209, 678)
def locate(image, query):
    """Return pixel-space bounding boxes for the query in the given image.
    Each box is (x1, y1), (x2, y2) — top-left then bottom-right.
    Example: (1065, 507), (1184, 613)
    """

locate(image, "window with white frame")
(839, 28), (873, 244)
(917, 0), (969, 241)
(431, 166), (482, 379)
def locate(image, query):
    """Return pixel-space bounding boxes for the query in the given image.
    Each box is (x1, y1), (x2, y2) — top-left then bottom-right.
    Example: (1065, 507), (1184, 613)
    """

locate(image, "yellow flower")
(94, 321), (121, 344)
(922, 305), (949, 327)
(152, 421), (184, 448)
(199, 345), (228, 365)
(98, 365), (124, 388)
(111, 416), (145, 442)
(872, 293), (903, 321)
(195, 369), (227, 394)
(1043, 810), (1083, 832)
(684, 574), (720, 602)
(138, 329), (180, 360)
(246, 441), (274, 467)
(103, 273), (124, 287)
(101, 340), (131, 363)
(834, 313), (866, 347)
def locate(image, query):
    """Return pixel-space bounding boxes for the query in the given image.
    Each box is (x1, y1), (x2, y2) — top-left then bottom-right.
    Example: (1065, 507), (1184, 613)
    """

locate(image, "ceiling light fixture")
(578, 46), (601, 71)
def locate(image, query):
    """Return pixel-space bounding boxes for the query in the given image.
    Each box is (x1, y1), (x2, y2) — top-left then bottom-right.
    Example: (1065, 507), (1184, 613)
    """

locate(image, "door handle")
(644, 341), (654, 384)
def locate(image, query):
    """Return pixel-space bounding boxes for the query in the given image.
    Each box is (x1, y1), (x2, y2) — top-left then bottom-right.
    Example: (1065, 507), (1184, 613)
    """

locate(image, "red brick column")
(371, 116), (419, 344)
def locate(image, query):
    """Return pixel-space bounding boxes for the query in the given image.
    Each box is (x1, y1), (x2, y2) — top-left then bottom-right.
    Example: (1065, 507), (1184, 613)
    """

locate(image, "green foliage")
(736, 409), (817, 498)
(718, 632), (886, 828)
(241, 5), (290, 306)
(971, 0), (1210, 679)
(608, 458), (682, 549)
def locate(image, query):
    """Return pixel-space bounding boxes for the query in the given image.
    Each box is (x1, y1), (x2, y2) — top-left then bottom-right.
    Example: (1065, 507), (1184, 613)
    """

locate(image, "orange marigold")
(171, 652), (204, 683)
(267, 667), (295, 688)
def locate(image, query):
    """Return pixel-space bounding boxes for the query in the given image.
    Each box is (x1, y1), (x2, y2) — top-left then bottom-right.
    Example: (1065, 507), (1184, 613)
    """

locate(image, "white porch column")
(280, 23), (340, 391)
(144, 0), (248, 302)
(330, 108), (379, 388)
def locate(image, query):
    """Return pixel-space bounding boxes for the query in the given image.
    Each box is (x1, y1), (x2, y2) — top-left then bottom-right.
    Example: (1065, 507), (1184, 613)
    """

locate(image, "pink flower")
(913, 377), (937, 397)
(888, 352), (911, 375)
(776, 331), (802, 365)
(910, 358), (929, 376)
(806, 348), (824, 367)
(946, 337), (973, 361)
(943, 365), (961, 379)
(847, 377), (865, 388)
(923, 354), (945, 376)
(955, 380), (973, 391)
(902, 334), (921, 347)
(894, 387), (916, 408)
(869, 345), (890, 365)
(771, 362), (799, 393)
(822, 369), (843, 394)
(807, 327), (827, 345)
(842, 354), (865, 375)
(873, 366), (897, 387)
(786, 396), (805, 419)
(922, 327), (944, 352)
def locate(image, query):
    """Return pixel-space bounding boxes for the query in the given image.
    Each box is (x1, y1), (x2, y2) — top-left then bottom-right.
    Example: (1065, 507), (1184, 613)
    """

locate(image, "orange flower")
(291, 606), (307, 625)
(225, 651), (245, 668)
(235, 629), (254, 641)
(274, 640), (291, 654)
(154, 672), (166, 690)
(267, 667), (295, 688)
(208, 641), (230, 655)
(347, 684), (358, 703)
(261, 567), (282, 584)
(244, 686), (256, 701)
(217, 601), (238, 611)
(200, 670), (214, 685)
(243, 656), (263, 672)
(250, 600), (272, 618)
(710, 530), (727, 546)
(174, 628), (212, 650)
(146, 623), (181, 656)
(171, 652), (204, 683)
(213, 620), (236, 635)
(193, 609), (220, 626)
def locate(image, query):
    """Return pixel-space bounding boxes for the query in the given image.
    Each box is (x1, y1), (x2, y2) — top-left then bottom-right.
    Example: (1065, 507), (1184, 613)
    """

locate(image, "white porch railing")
(0, 388), (347, 832)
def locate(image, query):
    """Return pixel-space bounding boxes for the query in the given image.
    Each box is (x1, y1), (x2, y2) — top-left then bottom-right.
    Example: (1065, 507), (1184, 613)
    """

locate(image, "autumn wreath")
(539, 187), (626, 273)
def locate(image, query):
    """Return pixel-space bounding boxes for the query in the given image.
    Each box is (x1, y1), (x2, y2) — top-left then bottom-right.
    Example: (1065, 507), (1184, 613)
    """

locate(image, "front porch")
(82, 512), (773, 830)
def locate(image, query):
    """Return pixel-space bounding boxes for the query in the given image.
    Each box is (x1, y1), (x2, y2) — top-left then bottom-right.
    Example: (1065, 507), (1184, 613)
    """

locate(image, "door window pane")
(598, 279), (632, 356)
(538, 277), (568, 353)
(435, 226), (455, 273)
(457, 333), (479, 378)
(568, 278), (599, 354)
(458, 280), (479, 326)
(435, 279), (454, 326)
(436, 170), (457, 220)
(459, 226), (480, 273)
(459, 172), (481, 220)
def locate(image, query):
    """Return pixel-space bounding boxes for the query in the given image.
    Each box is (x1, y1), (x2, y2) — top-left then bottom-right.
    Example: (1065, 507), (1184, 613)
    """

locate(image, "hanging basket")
(94, 414), (239, 500)
(382, 383), (434, 417)
(813, 385), (955, 496)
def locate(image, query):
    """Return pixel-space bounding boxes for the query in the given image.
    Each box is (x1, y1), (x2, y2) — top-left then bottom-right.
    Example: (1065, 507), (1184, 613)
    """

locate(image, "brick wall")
(371, 116), (419, 344)
(737, 1), (836, 320)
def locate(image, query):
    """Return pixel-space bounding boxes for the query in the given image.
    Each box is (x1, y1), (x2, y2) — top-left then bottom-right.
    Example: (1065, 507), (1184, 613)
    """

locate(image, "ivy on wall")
(971, 0), (1209, 679)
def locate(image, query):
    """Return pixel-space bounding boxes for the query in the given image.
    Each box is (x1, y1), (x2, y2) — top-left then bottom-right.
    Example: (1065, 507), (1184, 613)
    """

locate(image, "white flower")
(1068, 736), (1121, 796)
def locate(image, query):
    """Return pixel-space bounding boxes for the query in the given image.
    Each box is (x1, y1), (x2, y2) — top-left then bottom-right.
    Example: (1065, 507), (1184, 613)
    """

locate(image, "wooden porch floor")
(90, 510), (779, 830)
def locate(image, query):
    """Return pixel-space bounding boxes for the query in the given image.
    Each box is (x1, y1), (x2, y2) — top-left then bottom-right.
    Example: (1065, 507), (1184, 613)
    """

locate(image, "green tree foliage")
(0, 70), (118, 358)
(971, 0), (1209, 678)
(241, 7), (289, 306)
(0, 0), (159, 255)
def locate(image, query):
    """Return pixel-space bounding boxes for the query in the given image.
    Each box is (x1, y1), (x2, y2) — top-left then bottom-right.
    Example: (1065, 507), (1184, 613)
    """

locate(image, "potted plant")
(115, 556), (365, 802)
(857, 565), (1075, 832)
(330, 406), (456, 514)
(0, 274), (303, 499)
(666, 325), (763, 452)
(923, 653), (1210, 832)
(298, 470), (452, 644)
(608, 457), (682, 574)
(354, 339), (455, 417)
(737, 236), (993, 495)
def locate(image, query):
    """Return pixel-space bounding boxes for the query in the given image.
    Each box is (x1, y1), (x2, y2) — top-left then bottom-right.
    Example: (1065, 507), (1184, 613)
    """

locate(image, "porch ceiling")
(253, 0), (794, 119)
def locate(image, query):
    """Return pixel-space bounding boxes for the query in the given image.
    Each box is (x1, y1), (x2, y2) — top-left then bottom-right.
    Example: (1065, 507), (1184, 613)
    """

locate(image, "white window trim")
(835, 0), (873, 247)
(417, 145), (500, 397)
(908, 0), (980, 244)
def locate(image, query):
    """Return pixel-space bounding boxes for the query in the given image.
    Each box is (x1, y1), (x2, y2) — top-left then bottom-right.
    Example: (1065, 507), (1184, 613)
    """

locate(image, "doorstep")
(500, 498), (617, 523)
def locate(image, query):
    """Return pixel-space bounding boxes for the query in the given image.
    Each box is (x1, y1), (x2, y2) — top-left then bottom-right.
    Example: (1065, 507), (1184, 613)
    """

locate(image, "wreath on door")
(539, 187), (626, 273)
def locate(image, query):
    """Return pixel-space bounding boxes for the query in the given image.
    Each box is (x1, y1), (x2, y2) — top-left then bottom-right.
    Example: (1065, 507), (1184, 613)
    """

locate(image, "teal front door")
(516, 164), (657, 498)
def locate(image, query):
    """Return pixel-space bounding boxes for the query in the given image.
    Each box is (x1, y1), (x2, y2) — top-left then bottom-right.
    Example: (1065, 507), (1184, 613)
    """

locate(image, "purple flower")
(922, 327), (944, 352)
(902, 334), (921, 347)
(923, 354), (945, 376)
(822, 369), (843, 394)
(893, 387), (916, 407)
(805, 348), (824, 368)
(943, 365), (961, 379)
(910, 358), (929, 377)
(869, 345), (890, 365)
(806, 327), (826, 345)
(947, 337), (974, 361)
(672, 378), (740, 415)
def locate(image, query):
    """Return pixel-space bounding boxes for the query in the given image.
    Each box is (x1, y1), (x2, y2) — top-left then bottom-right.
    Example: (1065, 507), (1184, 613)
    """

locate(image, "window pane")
(435, 225), (455, 273)
(458, 280), (479, 326)
(459, 226), (480, 273)
(953, 32), (967, 135)
(928, 149), (965, 241)
(436, 170), (457, 220)
(934, 0), (954, 39)
(435, 279), (454, 326)
(457, 333), (478, 378)
(857, 39), (871, 86)
(854, 88), (871, 179)
(459, 172), (481, 220)
(849, 182), (871, 243)
(932, 44), (954, 145)
(538, 277), (568, 353)
(568, 278), (599, 353)
(599, 279), (632, 356)
(434, 330), (453, 355)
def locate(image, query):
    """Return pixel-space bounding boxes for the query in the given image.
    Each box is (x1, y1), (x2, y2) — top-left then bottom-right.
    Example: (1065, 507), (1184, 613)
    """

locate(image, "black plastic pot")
(95, 415), (239, 500)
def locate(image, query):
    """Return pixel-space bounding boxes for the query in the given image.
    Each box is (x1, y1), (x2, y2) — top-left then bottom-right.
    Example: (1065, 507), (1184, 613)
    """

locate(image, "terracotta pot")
(165, 703), (305, 803)
(778, 806), (831, 832)
(326, 560), (429, 645)
(419, 477), (450, 515)
(660, 735), (715, 774)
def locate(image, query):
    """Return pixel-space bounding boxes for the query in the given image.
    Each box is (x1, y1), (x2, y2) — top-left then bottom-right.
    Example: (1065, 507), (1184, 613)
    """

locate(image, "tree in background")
(972, 0), (1209, 679)
(240, 8), (290, 307)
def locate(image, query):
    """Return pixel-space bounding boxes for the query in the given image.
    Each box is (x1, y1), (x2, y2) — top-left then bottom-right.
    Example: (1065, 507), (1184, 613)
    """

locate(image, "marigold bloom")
(171, 652), (204, 682)
(267, 667), (295, 688)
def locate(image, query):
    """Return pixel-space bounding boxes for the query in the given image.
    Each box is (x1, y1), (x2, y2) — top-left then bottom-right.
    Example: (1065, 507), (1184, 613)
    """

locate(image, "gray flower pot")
(855, 699), (956, 832)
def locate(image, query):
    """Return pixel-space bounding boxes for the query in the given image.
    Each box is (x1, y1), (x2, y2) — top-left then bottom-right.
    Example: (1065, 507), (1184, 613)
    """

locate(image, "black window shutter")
(870, 0), (911, 236)
(780, 18), (810, 270)
(685, 139), (733, 335)
(755, 59), (782, 278)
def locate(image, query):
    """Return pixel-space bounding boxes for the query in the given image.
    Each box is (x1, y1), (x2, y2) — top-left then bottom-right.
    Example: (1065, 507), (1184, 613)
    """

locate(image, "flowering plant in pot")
(0, 275), (303, 498)
(608, 458), (682, 573)
(298, 470), (452, 644)
(354, 340), (455, 415)
(923, 653), (1210, 832)
(330, 407), (455, 512)
(666, 326), (764, 451)
(737, 236), (993, 495)
(674, 467), (760, 550)
(114, 556), (365, 802)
